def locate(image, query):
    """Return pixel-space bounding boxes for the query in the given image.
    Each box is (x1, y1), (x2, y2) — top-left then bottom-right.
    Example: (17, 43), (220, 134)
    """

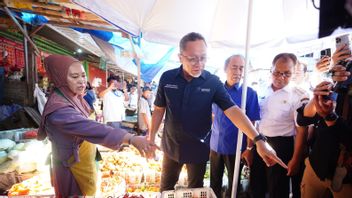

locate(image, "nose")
(233, 68), (241, 74)
(79, 76), (87, 84)
(192, 59), (203, 66)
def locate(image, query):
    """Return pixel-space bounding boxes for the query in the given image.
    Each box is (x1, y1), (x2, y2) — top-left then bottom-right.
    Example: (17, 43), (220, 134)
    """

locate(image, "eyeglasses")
(271, 71), (292, 78)
(180, 54), (207, 65)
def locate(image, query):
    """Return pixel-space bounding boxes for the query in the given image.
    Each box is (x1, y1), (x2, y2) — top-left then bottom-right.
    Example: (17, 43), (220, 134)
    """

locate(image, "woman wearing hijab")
(38, 55), (155, 197)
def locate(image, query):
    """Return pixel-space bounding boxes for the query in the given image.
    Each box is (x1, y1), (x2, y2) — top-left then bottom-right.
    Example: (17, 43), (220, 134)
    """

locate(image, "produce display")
(7, 175), (54, 196)
(98, 146), (162, 197)
(120, 193), (147, 198)
(0, 139), (49, 175)
(7, 143), (163, 197)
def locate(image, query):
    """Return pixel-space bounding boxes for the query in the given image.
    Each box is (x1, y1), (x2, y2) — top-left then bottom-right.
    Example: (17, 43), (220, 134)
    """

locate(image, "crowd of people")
(38, 32), (352, 197)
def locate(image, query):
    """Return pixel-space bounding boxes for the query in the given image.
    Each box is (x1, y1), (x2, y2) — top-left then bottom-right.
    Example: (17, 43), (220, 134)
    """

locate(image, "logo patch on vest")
(165, 84), (178, 89)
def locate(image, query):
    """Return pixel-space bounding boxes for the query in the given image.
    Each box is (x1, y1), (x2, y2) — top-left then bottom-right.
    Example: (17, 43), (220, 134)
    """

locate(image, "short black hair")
(142, 86), (152, 92)
(272, 53), (297, 67)
(179, 32), (207, 52)
(86, 81), (93, 90)
(107, 75), (120, 83)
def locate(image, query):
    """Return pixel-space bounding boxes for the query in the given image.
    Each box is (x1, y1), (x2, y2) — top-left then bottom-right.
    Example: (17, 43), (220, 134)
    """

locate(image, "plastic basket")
(161, 187), (216, 198)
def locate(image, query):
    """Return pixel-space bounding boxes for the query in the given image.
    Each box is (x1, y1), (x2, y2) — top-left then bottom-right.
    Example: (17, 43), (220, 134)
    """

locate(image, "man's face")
(143, 90), (152, 99)
(271, 58), (294, 90)
(225, 56), (244, 86)
(179, 40), (207, 78)
(110, 80), (120, 90)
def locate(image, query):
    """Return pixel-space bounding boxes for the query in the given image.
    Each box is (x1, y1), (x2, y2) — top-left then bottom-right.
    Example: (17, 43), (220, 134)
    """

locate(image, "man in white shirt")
(128, 86), (138, 110)
(138, 87), (152, 135)
(126, 86), (138, 116)
(250, 53), (309, 198)
(99, 75), (129, 128)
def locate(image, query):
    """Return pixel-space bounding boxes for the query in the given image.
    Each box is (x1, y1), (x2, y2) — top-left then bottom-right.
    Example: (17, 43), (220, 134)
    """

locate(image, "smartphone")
(335, 34), (351, 67)
(322, 91), (338, 101)
(335, 34), (351, 50)
(320, 48), (331, 58)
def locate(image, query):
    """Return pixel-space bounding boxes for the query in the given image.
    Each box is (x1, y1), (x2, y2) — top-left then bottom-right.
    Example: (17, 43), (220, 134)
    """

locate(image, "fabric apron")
(68, 141), (97, 195)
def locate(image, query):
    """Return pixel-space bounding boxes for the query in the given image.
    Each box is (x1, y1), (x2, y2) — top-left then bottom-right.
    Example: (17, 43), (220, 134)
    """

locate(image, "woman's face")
(67, 62), (87, 95)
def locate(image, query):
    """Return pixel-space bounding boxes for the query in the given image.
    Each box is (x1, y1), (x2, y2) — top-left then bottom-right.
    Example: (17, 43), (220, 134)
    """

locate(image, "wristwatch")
(253, 133), (267, 145)
(324, 112), (338, 121)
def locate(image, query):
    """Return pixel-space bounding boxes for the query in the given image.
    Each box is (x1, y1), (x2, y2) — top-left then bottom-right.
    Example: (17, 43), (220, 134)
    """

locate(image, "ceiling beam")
(29, 24), (44, 36)
(47, 20), (121, 32)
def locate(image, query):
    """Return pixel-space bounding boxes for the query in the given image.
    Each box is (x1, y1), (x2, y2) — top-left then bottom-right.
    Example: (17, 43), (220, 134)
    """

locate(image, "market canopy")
(1, 0), (122, 32)
(73, 0), (321, 49)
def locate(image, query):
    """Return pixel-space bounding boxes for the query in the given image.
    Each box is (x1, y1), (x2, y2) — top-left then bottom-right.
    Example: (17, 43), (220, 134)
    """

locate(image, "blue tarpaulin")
(17, 12), (48, 26)
(74, 28), (174, 81)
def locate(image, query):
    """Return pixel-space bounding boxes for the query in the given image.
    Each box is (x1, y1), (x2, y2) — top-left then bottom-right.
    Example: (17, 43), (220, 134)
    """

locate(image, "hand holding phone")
(335, 34), (350, 49)
(334, 34), (352, 66)
(316, 56), (331, 73)
(320, 48), (331, 58)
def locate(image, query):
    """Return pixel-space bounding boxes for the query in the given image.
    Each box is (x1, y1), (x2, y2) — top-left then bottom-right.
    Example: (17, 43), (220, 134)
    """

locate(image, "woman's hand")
(130, 135), (159, 159)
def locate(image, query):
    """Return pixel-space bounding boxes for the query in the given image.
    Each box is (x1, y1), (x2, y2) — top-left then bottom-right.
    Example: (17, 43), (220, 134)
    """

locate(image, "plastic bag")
(33, 84), (47, 115)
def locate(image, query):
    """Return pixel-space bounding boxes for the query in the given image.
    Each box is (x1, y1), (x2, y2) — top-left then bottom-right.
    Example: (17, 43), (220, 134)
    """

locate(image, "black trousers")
(210, 150), (243, 198)
(250, 136), (304, 198)
(160, 154), (207, 192)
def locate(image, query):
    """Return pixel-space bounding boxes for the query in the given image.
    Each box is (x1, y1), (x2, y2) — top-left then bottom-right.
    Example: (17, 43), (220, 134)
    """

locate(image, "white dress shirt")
(258, 83), (309, 137)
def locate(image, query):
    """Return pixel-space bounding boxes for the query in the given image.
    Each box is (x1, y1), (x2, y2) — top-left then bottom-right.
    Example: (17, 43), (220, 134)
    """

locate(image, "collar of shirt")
(175, 65), (206, 80)
(267, 83), (294, 94)
(225, 82), (240, 91)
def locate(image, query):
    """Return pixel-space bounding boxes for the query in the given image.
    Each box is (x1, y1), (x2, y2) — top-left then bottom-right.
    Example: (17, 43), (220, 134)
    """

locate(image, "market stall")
(6, 143), (164, 197)
(0, 128), (48, 194)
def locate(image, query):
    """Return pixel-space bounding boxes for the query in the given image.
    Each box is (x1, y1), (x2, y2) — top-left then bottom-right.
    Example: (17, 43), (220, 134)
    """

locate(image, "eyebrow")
(69, 72), (85, 76)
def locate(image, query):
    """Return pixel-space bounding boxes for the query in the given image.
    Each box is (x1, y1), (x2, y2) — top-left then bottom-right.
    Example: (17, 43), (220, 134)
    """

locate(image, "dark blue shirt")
(83, 90), (96, 110)
(154, 66), (235, 163)
(210, 83), (260, 155)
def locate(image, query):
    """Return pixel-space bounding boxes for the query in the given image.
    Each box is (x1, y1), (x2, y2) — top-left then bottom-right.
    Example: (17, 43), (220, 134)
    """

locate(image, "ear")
(178, 53), (182, 62)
